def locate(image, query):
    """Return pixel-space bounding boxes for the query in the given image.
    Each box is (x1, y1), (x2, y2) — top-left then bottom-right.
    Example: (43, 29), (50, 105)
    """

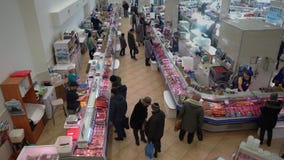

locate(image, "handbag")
(174, 119), (182, 131)
(123, 117), (130, 129)
(134, 47), (139, 54)
(145, 142), (154, 159)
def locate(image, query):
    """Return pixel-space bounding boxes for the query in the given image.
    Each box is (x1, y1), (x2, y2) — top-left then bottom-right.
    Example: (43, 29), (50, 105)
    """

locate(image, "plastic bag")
(145, 142), (154, 159)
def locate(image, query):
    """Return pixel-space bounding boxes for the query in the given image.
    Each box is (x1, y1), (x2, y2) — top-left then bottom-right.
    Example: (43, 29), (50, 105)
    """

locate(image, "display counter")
(149, 26), (284, 131)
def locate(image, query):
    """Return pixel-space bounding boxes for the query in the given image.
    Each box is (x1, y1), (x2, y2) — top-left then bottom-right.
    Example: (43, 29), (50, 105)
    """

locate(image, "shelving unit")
(0, 71), (45, 144)
(54, 31), (81, 75)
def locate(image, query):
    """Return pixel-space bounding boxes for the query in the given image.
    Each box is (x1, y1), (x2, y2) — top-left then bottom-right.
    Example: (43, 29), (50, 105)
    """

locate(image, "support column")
(165, 0), (178, 32)
(220, 0), (231, 20)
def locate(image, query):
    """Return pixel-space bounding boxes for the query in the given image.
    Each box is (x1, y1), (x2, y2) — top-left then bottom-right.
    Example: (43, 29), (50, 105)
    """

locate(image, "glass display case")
(149, 24), (284, 132)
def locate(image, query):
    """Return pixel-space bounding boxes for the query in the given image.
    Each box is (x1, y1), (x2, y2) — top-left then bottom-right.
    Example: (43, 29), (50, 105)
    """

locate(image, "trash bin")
(163, 90), (176, 118)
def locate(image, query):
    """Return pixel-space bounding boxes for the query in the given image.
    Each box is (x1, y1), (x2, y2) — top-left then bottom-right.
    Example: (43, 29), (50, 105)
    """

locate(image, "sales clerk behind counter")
(238, 69), (253, 92)
(66, 82), (86, 114)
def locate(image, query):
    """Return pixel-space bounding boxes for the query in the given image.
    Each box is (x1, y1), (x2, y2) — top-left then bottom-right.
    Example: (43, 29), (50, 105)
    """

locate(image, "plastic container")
(55, 136), (73, 156)
(9, 129), (24, 143)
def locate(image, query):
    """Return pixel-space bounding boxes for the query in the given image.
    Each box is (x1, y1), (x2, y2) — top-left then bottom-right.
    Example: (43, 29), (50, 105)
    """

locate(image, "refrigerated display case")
(149, 24), (284, 132)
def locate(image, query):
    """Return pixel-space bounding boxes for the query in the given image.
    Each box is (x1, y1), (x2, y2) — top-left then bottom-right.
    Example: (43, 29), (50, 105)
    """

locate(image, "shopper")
(135, 22), (144, 47)
(66, 82), (81, 114)
(238, 69), (253, 92)
(130, 12), (137, 30)
(127, 28), (138, 60)
(145, 103), (165, 158)
(171, 32), (179, 54)
(107, 3), (113, 12)
(87, 31), (97, 60)
(91, 15), (103, 34)
(112, 81), (127, 99)
(110, 89), (128, 141)
(122, 1), (129, 18)
(119, 33), (127, 56)
(258, 93), (283, 146)
(144, 35), (153, 66)
(178, 93), (204, 144)
(139, 15), (151, 36)
(130, 96), (152, 145)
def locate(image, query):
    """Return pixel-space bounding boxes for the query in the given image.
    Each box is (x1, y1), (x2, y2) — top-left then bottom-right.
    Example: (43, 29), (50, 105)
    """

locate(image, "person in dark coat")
(145, 103), (165, 158)
(171, 32), (179, 53)
(178, 93), (204, 144)
(258, 93), (283, 146)
(130, 12), (137, 30)
(119, 33), (127, 56)
(130, 96), (152, 145)
(122, 1), (129, 17)
(144, 36), (153, 66)
(110, 89), (127, 141)
(91, 15), (103, 35)
(66, 82), (81, 114)
(127, 28), (138, 60)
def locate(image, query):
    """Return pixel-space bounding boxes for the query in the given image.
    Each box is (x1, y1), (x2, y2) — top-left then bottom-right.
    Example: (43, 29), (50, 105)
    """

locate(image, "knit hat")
(151, 103), (160, 111)
(141, 96), (152, 106)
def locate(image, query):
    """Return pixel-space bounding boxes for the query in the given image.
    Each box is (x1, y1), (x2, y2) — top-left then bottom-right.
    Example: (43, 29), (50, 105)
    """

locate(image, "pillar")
(165, 0), (178, 32)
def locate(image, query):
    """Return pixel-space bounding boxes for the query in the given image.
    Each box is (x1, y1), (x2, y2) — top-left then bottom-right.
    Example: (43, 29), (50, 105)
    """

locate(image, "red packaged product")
(10, 70), (31, 77)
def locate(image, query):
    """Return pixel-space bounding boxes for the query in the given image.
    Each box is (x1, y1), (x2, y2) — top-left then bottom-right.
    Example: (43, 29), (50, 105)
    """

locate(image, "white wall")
(0, 0), (97, 157)
(0, 0), (35, 111)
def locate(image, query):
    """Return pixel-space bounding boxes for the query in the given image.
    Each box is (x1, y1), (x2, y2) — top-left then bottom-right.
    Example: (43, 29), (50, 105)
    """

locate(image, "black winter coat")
(110, 95), (127, 123)
(145, 110), (165, 141)
(259, 100), (283, 129)
(113, 85), (127, 99)
(127, 31), (136, 49)
(130, 100), (148, 129)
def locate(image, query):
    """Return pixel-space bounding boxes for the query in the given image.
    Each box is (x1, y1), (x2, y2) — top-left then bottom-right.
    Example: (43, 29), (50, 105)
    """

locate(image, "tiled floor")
(36, 16), (284, 160)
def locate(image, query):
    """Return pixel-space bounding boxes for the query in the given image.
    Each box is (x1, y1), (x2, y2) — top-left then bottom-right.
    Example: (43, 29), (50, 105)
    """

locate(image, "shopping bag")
(145, 142), (154, 159)
(174, 119), (182, 131)
(123, 117), (129, 129)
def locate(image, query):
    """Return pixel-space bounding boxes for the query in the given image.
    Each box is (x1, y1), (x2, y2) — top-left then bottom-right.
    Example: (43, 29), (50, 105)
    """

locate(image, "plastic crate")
(55, 136), (73, 156)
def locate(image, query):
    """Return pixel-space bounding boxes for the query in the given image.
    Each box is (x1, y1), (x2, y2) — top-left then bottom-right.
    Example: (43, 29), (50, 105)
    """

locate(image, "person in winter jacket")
(178, 93), (204, 144)
(122, 1), (129, 17)
(145, 103), (165, 158)
(258, 93), (283, 146)
(144, 36), (153, 66)
(127, 28), (138, 60)
(136, 23), (144, 47)
(110, 89), (127, 141)
(130, 12), (137, 30)
(112, 81), (127, 99)
(119, 33), (127, 56)
(130, 96), (152, 145)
